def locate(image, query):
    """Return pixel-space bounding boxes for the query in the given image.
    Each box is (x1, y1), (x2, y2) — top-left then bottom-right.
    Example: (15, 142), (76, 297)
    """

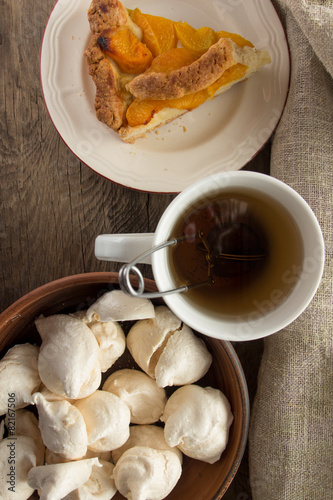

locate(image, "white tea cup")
(95, 171), (324, 341)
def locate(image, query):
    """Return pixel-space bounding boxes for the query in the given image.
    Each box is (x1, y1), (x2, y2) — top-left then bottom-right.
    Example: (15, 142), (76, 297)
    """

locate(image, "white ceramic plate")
(40, 0), (290, 193)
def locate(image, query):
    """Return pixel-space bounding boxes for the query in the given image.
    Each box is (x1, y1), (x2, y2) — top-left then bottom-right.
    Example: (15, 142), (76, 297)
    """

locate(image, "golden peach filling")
(98, 9), (253, 127)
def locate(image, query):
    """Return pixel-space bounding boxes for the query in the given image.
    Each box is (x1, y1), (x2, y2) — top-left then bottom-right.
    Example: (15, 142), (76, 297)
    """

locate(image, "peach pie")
(84, 0), (271, 143)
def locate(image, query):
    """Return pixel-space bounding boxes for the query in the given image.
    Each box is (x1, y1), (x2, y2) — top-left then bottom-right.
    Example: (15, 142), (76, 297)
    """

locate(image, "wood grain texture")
(0, 0), (270, 497)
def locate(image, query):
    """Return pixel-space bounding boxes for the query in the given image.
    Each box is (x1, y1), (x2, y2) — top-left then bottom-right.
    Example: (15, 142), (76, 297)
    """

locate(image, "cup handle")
(94, 234), (155, 264)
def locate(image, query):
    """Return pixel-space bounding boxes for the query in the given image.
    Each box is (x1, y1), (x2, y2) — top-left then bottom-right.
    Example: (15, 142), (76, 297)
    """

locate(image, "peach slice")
(147, 47), (199, 74)
(174, 21), (217, 54)
(130, 8), (177, 57)
(126, 89), (208, 128)
(126, 99), (162, 127)
(207, 63), (248, 99)
(98, 27), (153, 74)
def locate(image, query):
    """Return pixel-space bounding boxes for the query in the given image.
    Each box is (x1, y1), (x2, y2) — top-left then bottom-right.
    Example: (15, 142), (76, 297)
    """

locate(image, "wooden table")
(0, 0), (269, 497)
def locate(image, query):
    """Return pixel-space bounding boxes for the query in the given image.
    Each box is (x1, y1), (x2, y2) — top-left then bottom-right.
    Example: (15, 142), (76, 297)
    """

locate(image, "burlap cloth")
(249, 1), (333, 499)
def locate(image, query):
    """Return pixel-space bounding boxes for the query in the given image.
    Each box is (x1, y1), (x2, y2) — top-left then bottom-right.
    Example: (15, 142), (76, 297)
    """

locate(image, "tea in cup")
(95, 171), (324, 341)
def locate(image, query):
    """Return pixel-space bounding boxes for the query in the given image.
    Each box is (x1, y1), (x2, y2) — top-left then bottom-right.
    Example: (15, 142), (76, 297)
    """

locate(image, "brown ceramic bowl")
(0, 272), (249, 500)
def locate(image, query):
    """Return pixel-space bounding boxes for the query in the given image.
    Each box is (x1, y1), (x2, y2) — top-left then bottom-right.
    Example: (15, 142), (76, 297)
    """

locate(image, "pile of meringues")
(0, 290), (233, 500)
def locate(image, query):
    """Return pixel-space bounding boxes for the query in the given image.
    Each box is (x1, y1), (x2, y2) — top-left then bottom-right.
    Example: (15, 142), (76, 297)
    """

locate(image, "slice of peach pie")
(84, 0), (271, 143)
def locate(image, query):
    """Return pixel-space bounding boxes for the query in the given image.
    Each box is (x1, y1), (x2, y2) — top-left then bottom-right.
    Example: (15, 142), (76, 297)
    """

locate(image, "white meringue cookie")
(35, 314), (101, 399)
(161, 385), (234, 464)
(0, 434), (40, 500)
(72, 310), (126, 371)
(112, 424), (182, 465)
(32, 392), (88, 460)
(103, 369), (167, 424)
(127, 306), (182, 379)
(127, 306), (212, 387)
(75, 390), (130, 452)
(0, 343), (41, 415)
(86, 290), (155, 322)
(113, 445), (182, 500)
(88, 320), (126, 372)
(5, 409), (45, 466)
(27, 458), (101, 500)
(64, 460), (117, 500)
(154, 325), (212, 387)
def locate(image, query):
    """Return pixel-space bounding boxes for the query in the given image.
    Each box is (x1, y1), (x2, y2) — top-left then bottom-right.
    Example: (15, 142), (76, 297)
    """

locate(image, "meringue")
(112, 424), (182, 465)
(161, 385), (234, 464)
(5, 409), (45, 466)
(113, 445), (182, 500)
(0, 343), (41, 415)
(64, 459), (117, 500)
(27, 458), (101, 500)
(86, 289), (155, 322)
(75, 390), (130, 452)
(154, 324), (212, 387)
(103, 369), (167, 424)
(32, 392), (88, 460)
(127, 306), (212, 387)
(127, 306), (182, 379)
(72, 310), (126, 371)
(88, 320), (126, 372)
(36, 314), (101, 399)
(0, 434), (41, 500)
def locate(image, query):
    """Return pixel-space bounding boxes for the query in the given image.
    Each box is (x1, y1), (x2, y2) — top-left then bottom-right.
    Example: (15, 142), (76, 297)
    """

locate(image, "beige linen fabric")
(249, 1), (333, 499)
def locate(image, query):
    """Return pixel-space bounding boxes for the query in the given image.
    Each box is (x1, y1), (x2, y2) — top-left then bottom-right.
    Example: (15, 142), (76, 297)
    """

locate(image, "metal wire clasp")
(118, 238), (192, 299)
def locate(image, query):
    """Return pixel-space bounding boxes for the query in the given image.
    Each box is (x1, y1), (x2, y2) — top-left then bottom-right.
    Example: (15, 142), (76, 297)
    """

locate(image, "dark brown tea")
(168, 188), (304, 319)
